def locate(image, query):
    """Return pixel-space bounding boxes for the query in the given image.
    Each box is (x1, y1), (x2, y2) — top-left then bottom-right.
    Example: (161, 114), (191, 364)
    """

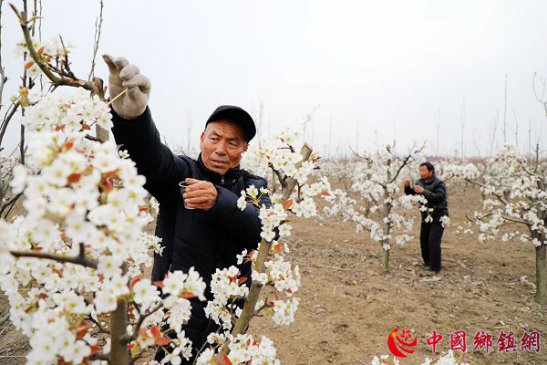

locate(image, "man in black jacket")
(403, 162), (448, 274)
(103, 55), (270, 363)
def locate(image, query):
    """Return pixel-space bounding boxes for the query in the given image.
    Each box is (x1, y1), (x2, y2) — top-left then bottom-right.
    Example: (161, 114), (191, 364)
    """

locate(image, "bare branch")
(87, 314), (109, 335)
(88, 0), (104, 81)
(500, 214), (530, 226)
(388, 154), (412, 184)
(10, 242), (98, 269)
(0, 100), (20, 147)
(127, 302), (163, 343)
(268, 163), (285, 190)
(464, 178), (509, 205)
(0, 192), (22, 218)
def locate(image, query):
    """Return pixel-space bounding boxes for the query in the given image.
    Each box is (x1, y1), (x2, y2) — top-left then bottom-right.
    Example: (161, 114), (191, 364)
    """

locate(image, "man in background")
(403, 162), (448, 275)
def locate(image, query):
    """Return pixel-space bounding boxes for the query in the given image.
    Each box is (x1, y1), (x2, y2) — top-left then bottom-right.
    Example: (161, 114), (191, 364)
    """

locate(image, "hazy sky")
(3, 0), (547, 158)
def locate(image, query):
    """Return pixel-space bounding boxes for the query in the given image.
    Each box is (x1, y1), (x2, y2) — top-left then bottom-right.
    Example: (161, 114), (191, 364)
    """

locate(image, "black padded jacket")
(404, 176), (449, 221)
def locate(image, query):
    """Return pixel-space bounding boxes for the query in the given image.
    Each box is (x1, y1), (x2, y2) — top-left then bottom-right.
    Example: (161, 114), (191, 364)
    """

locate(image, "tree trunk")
(535, 244), (546, 305)
(382, 247), (390, 273)
(96, 125), (109, 143)
(110, 298), (130, 365)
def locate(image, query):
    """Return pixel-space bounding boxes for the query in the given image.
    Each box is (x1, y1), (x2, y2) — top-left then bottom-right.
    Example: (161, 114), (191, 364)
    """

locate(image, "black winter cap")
(205, 105), (256, 142)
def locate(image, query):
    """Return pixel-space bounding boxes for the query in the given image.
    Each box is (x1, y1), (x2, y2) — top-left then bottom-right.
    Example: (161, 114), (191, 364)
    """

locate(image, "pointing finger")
(113, 56), (129, 70)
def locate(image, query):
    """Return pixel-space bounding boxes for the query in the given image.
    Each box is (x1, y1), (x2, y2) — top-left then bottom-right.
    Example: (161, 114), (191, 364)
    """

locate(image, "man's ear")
(243, 142), (249, 152)
(200, 131), (205, 143)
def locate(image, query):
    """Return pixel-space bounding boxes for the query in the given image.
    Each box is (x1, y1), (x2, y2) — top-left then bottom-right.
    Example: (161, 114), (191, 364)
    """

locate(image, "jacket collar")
(422, 175), (436, 184)
(197, 154), (241, 186)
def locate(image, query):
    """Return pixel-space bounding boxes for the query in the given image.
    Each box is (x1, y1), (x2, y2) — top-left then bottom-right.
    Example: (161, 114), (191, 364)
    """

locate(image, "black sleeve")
(422, 180), (447, 204)
(199, 177), (271, 251)
(111, 107), (191, 200)
(404, 185), (415, 195)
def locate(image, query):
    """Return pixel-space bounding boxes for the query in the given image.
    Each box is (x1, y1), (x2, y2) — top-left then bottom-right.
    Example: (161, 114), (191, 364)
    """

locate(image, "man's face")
(200, 121), (248, 175)
(419, 165), (433, 180)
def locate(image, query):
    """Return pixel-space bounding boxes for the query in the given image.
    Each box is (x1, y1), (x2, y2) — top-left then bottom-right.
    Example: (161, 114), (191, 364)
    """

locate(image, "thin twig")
(58, 35), (76, 79)
(85, 134), (103, 142)
(0, 192), (22, 218)
(499, 214), (529, 226)
(0, 100), (20, 147)
(88, 0), (104, 81)
(87, 314), (109, 334)
(127, 302), (163, 343)
(10, 242), (98, 269)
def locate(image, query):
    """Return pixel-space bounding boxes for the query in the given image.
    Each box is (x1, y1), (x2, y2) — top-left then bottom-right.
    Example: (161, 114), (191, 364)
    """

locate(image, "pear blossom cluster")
(196, 334), (280, 365)
(205, 266), (250, 331)
(241, 129), (311, 182)
(15, 35), (76, 79)
(441, 162), (481, 181)
(241, 128), (328, 191)
(0, 89), (207, 364)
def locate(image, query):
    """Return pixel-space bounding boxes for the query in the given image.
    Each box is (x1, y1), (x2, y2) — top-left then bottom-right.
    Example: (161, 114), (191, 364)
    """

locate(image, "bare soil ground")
(1, 185), (546, 364)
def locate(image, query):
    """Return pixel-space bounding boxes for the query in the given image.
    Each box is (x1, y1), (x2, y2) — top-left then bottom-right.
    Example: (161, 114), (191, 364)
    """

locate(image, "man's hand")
(183, 178), (218, 210)
(403, 178), (411, 188)
(414, 186), (425, 194)
(102, 54), (151, 119)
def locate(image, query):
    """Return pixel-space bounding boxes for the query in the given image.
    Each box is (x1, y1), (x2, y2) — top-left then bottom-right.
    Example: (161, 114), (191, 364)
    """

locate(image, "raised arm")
(104, 55), (190, 200)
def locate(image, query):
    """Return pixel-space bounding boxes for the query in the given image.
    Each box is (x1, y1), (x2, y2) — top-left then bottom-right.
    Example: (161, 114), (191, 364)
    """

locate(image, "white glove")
(102, 54), (151, 119)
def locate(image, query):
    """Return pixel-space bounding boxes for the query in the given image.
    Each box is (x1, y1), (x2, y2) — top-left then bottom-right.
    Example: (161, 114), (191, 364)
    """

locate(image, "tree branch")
(87, 314), (109, 335)
(0, 101), (20, 147)
(500, 214), (530, 226)
(9, 3), (101, 95)
(464, 178), (509, 205)
(127, 302), (163, 343)
(0, 192), (22, 218)
(10, 242), (98, 269)
(88, 0), (104, 81)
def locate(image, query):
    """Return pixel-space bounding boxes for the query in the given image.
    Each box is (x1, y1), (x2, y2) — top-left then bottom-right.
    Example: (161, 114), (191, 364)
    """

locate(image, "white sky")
(2, 0), (547, 158)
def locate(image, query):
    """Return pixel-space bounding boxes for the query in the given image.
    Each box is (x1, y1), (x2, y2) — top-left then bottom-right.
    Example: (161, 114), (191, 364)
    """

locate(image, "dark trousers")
(420, 221), (444, 272)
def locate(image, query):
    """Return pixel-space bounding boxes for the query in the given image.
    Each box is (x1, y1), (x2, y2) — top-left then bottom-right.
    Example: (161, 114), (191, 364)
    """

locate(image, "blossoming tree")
(323, 143), (428, 272)
(450, 146), (547, 304)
